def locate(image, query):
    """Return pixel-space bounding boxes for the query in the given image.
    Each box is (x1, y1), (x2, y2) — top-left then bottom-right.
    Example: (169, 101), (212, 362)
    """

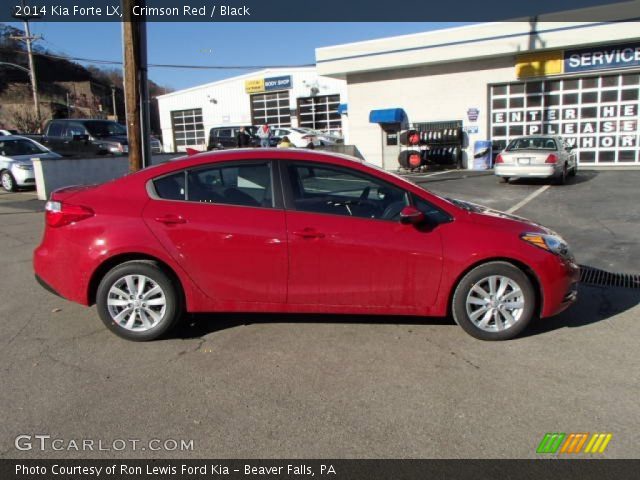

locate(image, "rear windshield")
(506, 137), (558, 151)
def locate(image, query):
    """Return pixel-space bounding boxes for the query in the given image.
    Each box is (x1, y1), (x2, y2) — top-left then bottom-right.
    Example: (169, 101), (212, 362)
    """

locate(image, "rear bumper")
(33, 243), (91, 306)
(495, 164), (558, 178)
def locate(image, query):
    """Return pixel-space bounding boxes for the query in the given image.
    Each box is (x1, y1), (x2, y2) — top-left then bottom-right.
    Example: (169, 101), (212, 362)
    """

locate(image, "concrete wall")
(32, 153), (180, 200)
(345, 57), (515, 168)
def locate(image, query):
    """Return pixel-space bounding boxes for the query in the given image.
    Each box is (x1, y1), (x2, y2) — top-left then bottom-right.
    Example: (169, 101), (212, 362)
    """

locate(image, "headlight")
(521, 232), (572, 258)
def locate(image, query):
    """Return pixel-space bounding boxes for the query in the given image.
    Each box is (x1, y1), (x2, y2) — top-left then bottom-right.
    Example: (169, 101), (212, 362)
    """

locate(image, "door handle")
(293, 228), (325, 239)
(155, 215), (187, 225)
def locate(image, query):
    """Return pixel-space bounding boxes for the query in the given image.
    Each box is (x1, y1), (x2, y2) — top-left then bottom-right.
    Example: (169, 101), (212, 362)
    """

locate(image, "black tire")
(569, 162), (578, 177)
(451, 261), (536, 341)
(1, 170), (17, 192)
(499, 176), (510, 184)
(96, 260), (183, 341)
(555, 164), (568, 185)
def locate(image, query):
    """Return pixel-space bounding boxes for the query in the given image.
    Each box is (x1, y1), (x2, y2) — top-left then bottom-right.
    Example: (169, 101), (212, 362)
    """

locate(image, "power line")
(0, 47), (315, 70)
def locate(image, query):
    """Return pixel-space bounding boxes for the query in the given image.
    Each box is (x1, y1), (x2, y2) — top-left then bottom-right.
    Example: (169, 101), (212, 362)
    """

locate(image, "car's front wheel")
(451, 261), (536, 340)
(96, 260), (182, 341)
(1, 170), (16, 192)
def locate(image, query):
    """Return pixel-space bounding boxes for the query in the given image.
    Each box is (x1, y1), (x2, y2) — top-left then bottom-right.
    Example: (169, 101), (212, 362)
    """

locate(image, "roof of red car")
(139, 148), (366, 178)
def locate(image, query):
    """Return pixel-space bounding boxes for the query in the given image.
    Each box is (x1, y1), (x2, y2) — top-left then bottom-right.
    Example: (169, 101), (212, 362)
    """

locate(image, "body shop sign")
(565, 42), (640, 73)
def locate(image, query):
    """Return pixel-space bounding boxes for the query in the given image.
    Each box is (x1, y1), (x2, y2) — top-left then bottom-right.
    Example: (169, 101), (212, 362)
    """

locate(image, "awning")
(338, 103), (348, 115)
(369, 108), (407, 124)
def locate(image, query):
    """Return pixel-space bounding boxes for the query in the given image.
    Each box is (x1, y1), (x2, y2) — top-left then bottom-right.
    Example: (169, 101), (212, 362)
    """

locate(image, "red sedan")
(33, 149), (579, 341)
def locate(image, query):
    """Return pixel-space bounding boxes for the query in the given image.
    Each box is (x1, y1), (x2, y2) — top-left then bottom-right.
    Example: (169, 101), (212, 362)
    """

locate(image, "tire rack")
(398, 120), (463, 173)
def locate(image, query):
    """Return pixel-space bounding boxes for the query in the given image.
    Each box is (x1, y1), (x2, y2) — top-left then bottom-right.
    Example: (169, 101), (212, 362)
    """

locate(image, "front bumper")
(12, 166), (35, 187)
(540, 257), (580, 318)
(495, 164), (558, 178)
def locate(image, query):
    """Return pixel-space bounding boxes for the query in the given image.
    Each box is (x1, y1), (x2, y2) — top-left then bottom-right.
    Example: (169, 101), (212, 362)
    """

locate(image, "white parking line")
(405, 170), (454, 178)
(505, 185), (550, 214)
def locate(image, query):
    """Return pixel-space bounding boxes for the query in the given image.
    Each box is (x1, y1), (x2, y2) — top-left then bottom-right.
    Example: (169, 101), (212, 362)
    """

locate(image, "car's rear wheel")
(451, 261), (536, 340)
(1, 170), (16, 192)
(96, 261), (182, 341)
(499, 176), (510, 184)
(570, 162), (578, 177)
(555, 164), (568, 185)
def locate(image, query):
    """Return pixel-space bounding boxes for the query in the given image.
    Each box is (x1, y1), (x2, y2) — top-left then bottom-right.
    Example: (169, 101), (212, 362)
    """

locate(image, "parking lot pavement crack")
(173, 338), (207, 360)
(41, 352), (102, 376)
(4, 312), (35, 347)
(594, 218), (617, 238)
(423, 336), (481, 370)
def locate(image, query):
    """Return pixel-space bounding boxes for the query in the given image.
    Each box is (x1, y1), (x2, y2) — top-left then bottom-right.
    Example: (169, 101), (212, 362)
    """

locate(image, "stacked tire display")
(398, 123), (463, 172)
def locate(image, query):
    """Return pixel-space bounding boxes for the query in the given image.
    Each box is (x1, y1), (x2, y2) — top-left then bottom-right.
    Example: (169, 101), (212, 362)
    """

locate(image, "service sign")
(564, 42), (640, 74)
(264, 75), (293, 91)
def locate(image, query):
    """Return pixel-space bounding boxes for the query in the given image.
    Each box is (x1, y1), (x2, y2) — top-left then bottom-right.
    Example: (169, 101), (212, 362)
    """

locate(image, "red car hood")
(449, 198), (552, 234)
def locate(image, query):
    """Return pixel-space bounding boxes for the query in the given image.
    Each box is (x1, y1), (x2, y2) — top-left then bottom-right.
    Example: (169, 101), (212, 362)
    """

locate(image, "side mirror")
(72, 134), (89, 142)
(399, 205), (425, 225)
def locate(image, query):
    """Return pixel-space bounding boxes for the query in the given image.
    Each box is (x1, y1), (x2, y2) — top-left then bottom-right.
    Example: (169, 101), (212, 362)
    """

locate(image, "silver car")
(494, 136), (577, 185)
(0, 136), (61, 192)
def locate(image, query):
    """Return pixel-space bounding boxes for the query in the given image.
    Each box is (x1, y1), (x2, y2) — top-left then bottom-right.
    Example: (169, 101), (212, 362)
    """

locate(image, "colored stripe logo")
(537, 433), (612, 454)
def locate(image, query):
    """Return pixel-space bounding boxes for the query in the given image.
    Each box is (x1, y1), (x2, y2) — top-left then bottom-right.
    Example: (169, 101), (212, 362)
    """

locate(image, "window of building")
(250, 91), (291, 127)
(171, 108), (205, 151)
(297, 95), (342, 133)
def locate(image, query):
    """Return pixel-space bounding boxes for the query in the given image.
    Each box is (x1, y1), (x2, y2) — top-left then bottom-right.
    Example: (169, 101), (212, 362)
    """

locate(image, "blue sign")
(264, 75), (292, 91)
(565, 42), (640, 74)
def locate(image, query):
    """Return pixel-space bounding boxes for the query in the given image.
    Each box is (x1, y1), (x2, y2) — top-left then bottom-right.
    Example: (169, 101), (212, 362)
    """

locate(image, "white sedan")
(494, 136), (578, 185)
(271, 127), (322, 148)
(0, 135), (61, 192)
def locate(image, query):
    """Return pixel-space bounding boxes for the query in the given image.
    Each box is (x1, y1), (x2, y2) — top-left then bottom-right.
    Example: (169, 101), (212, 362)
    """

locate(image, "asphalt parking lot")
(0, 169), (639, 459)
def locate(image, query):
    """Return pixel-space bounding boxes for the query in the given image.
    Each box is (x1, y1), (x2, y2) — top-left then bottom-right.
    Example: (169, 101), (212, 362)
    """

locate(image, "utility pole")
(111, 85), (118, 121)
(12, 0), (42, 131)
(122, 0), (142, 172)
(122, 0), (150, 172)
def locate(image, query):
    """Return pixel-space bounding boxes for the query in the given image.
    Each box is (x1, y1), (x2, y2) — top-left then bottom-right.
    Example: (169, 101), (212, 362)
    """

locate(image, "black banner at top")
(3, 0), (635, 22)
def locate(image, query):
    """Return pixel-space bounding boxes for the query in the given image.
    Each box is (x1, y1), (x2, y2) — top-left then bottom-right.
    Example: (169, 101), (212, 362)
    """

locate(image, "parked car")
(30, 119), (162, 157)
(494, 136), (577, 184)
(271, 127), (322, 148)
(207, 126), (278, 150)
(0, 135), (61, 192)
(34, 149), (579, 342)
(296, 128), (344, 145)
(0, 129), (20, 136)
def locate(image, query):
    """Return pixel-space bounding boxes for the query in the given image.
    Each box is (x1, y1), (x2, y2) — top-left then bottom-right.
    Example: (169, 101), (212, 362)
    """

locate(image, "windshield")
(0, 138), (48, 156)
(83, 121), (127, 137)
(506, 137), (558, 151)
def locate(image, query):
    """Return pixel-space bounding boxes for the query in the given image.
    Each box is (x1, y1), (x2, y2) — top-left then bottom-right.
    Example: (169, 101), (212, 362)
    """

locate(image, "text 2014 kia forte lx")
(34, 149), (579, 341)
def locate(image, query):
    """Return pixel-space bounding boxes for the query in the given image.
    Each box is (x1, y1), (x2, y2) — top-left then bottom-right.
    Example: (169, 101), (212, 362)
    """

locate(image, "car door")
(142, 160), (288, 305)
(281, 161), (444, 312)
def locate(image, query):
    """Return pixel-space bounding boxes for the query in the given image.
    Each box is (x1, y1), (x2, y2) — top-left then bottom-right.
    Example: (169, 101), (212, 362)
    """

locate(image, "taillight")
(45, 201), (94, 228)
(495, 154), (504, 164)
(545, 154), (558, 164)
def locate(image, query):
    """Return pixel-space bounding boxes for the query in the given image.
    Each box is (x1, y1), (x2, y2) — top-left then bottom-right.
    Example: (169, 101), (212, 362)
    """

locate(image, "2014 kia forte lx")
(33, 149), (579, 341)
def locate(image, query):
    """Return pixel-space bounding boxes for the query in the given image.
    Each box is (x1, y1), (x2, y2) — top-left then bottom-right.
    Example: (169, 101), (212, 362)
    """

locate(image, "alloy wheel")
(106, 274), (166, 332)
(465, 275), (525, 332)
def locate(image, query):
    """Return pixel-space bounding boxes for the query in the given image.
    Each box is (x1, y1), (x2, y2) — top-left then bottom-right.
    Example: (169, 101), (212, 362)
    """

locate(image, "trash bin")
(473, 140), (492, 170)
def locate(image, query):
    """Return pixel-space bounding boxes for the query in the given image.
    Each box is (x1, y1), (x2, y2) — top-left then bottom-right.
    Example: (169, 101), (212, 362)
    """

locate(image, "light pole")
(11, 0), (42, 128)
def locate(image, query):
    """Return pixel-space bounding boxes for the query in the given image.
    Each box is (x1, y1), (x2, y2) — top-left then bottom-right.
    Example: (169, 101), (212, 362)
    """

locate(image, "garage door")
(297, 94), (342, 134)
(171, 108), (205, 151)
(490, 72), (639, 165)
(250, 91), (291, 127)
